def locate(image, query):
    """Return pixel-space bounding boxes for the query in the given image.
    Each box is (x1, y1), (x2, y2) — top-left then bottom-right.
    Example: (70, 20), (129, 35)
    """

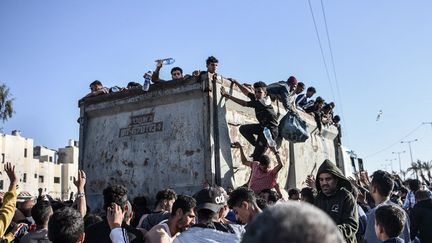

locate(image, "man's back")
(410, 199), (432, 243)
(84, 219), (144, 243)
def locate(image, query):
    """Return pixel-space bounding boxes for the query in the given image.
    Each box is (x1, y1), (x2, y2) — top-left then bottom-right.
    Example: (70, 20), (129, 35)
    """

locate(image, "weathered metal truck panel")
(79, 77), (339, 211)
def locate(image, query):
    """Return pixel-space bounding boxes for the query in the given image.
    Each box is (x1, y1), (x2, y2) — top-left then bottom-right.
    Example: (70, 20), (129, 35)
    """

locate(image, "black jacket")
(84, 219), (144, 243)
(315, 159), (359, 243)
(409, 199), (432, 243)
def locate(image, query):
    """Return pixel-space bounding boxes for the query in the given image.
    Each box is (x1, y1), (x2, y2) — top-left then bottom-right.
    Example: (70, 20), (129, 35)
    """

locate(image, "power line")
(307, 0), (337, 104)
(364, 123), (423, 158)
(319, 0), (351, 147)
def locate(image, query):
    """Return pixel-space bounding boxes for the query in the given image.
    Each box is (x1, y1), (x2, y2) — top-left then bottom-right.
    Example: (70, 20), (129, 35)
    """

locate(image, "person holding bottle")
(220, 80), (278, 161)
(151, 58), (185, 83)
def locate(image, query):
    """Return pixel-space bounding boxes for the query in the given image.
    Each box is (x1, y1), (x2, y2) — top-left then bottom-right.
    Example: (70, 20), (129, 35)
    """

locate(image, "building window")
(38, 176), (44, 183)
(54, 177), (60, 184)
(49, 156), (53, 162)
(24, 148), (28, 158)
(34, 174), (37, 178)
(23, 173), (27, 183)
(1, 153), (4, 163)
(0, 180), (3, 190)
(70, 176), (73, 181)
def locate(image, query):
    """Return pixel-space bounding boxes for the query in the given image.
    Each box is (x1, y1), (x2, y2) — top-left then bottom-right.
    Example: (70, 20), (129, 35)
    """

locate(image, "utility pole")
(401, 139), (418, 164)
(385, 159), (396, 171)
(392, 150), (406, 173)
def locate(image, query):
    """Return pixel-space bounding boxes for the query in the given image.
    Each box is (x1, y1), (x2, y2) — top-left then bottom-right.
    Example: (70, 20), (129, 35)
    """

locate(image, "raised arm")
(73, 170), (87, 218)
(151, 60), (164, 83)
(0, 163), (17, 237)
(232, 142), (252, 167)
(220, 87), (248, 106)
(228, 78), (252, 97)
(270, 147), (283, 173)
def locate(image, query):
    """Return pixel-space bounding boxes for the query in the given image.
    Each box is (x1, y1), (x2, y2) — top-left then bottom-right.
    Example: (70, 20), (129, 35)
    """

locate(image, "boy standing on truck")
(220, 80), (278, 161)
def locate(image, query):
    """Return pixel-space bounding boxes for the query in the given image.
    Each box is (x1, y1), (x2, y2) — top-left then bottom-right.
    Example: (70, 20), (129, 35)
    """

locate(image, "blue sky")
(1, 1), (431, 174)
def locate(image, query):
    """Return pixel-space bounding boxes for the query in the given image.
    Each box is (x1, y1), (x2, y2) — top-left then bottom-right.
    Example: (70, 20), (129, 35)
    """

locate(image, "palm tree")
(0, 83), (14, 123)
(421, 160), (432, 182)
(407, 162), (420, 179)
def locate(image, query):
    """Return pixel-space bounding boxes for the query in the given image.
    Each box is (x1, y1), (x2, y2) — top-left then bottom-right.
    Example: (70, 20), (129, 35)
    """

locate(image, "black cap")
(194, 187), (227, 213)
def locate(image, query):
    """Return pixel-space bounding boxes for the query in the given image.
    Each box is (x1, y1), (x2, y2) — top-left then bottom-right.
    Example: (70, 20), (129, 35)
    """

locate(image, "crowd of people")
(0, 56), (419, 242)
(0, 158), (431, 242)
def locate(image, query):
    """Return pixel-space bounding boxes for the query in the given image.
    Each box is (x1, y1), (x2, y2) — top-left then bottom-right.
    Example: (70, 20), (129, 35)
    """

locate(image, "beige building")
(0, 131), (79, 200)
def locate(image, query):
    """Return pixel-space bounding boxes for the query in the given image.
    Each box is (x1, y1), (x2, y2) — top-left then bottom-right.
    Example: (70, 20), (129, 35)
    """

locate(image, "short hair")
(170, 67), (183, 74)
(48, 207), (84, 243)
(408, 179), (420, 192)
(156, 189), (177, 205)
(90, 80), (102, 87)
(31, 200), (53, 226)
(307, 87), (316, 93)
(375, 204), (406, 238)
(127, 82), (142, 89)
(300, 187), (316, 204)
(288, 188), (300, 198)
(415, 190), (430, 201)
(297, 82), (305, 89)
(255, 197), (268, 210)
(197, 208), (218, 223)
(228, 187), (256, 208)
(206, 56), (219, 65)
(242, 202), (344, 243)
(371, 170), (394, 197)
(253, 81), (267, 89)
(258, 155), (270, 167)
(333, 115), (341, 123)
(171, 195), (196, 217)
(103, 185), (128, 211)
(315, 96), (325, 104)
(259, 189), (278, 203)
(399, 186), (408, 194)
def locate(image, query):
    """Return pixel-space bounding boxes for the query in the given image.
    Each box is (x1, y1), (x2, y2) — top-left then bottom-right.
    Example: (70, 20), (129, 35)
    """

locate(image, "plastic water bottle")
(263, 127), (277, 148)
(155, 58), (175, 65)
(143, 71), (151, 91)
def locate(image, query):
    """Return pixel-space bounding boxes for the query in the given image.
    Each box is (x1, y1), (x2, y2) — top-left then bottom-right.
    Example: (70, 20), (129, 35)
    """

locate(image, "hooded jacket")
(314, 159), (359, 243)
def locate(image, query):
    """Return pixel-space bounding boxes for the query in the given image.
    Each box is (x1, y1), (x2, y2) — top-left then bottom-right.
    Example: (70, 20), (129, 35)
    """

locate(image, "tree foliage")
(0, 83), (14, 123)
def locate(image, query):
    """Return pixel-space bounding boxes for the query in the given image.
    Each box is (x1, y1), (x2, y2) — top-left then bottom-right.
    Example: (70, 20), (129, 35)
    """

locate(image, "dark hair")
(103, 185), (128, 211)
(156, 189), (177, 206)
(297, 82), (305, 89)
(228, 187), (256, 208)
(399, 186), (408, 194)
(171, 67), (183, 75)
(300, 187), (316, 204)
(31, 200), (53, 226)
(127, 82), (142, 89)
(371, 170), (394, 197)
(415, 190), (430, 201)
(259, 189), (278, 203)
(197, 208), (218, 223)
(288, 188), (300, 198)
(315, 96), (325, 104)
(253, 81), (267, 89)
(171, 195), (196, 217)
(241, 202), (344, 243)
(90, 80), (102, 87)
(307, 87), (316, 93)
(83, 213), (103, 229)
(333, 115), (341, 123)
(206, 56), (219, 65)
(408, 179), (421, 192)
(375, 205), (406, 238)
(256, 197), (268, 210)
(48, 207), (84, 243)
(258, 155), (270, 167)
